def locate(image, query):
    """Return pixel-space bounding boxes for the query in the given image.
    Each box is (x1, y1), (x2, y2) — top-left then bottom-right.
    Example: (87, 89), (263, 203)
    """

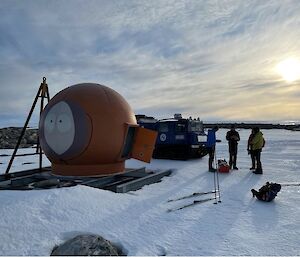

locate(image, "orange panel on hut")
(39, 83), (157, 176)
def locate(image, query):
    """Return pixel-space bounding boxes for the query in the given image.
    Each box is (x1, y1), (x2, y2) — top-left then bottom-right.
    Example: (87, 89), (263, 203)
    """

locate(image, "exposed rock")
(51, 234), (124, 256)
(0, 127), (38, 149)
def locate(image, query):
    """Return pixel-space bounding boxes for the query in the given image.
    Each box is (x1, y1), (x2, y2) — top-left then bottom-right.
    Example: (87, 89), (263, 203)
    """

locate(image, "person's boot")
(253, 169), (263, 174)
(251, 189), (257, 197)
(250, 167), (255, 170)
(209, 168), (216, 172)
(233, 166), (239, 170)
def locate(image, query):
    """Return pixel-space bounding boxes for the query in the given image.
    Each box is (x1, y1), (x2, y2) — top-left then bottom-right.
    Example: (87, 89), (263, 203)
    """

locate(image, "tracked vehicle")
(137, 114), (208, 160)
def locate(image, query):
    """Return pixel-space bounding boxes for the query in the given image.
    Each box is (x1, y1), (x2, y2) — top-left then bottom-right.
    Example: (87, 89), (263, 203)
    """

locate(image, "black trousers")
(253, 149), (262, 170)
(228, 143), (238, 168)
(207, 146), (215, 169)
(251, 189), (265, 201)
(249, 150), (255, 168)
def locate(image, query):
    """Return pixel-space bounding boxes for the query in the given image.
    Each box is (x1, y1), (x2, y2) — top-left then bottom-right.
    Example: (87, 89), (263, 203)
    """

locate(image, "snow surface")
(0, 129), (299, 255)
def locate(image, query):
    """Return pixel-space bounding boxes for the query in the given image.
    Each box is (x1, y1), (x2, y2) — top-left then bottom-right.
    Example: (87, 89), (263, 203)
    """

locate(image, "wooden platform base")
(0, 167), (173, 193)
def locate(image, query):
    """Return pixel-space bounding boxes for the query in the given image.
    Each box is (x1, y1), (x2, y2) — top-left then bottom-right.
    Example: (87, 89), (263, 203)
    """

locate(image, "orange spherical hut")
(39, 83), (137, 176)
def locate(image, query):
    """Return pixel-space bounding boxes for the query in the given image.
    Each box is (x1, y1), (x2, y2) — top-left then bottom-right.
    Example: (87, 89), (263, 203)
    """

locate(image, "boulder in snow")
(51, 234), (123, 256)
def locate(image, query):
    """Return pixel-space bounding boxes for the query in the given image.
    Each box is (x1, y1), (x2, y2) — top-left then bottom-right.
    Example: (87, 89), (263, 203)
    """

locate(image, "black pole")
(215, 153), (222, 203)
(213, 148), (218, 204)
(281, 183), (300, 187)
(5, 88), (42, 174)
(5, 77), (49, 175)
(38, 77), (48, 171)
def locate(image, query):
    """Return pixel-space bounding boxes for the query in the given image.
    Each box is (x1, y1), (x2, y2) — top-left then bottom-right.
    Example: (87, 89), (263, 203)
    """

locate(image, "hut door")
(131, 127), (157, 163)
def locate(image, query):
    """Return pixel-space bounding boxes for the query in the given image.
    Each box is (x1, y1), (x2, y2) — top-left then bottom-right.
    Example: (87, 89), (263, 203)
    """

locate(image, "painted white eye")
(57, 113), (73, 133)
(44, 113), (56, 133)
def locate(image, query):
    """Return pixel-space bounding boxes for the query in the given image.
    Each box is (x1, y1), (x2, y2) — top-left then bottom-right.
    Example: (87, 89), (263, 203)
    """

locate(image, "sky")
(1, 0), (300, 127)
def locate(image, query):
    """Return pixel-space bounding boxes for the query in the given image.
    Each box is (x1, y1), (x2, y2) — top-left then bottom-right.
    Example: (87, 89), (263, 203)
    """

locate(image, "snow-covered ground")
(0, 129), (299, 255)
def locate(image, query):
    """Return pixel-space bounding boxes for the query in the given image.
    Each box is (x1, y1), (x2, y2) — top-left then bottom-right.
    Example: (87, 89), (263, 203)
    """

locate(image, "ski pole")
(213, 147), (218, 204)
(214, 151), (222, 203)
(280, 183), (300, 187)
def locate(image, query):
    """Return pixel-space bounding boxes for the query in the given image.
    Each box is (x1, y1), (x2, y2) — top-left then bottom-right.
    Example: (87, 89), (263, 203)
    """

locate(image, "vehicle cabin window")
(176, 123), (186, 132)
(196, 123), (202, 131)
(189, 122), (196, 132)
(189, 121), (203, 132)
(158, 123), (169, 132)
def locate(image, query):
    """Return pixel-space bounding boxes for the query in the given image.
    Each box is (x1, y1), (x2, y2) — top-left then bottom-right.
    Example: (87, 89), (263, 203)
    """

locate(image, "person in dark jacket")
(247, 128), (256, 170)
(251, 182), (281, 202)
(226, 124), (240, 170)
(207, 126), (219, 172)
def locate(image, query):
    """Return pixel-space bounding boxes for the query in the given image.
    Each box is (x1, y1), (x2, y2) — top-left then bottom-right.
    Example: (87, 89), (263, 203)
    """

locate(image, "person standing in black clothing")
(247, 128), (256, 170)
(226, 124), (240, 170)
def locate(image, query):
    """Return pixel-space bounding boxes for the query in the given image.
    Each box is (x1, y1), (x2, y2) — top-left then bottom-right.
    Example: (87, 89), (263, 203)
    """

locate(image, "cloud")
(1, 0), (300, 126)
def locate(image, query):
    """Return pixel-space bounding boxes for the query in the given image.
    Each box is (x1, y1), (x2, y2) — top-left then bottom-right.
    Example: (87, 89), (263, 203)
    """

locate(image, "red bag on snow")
(218, 159), (230, 173)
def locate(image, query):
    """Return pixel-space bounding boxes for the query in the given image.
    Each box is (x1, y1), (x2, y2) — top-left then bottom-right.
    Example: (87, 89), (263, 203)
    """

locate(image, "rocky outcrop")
(51, 234), (124, 256)
(0, 127), (38, 149)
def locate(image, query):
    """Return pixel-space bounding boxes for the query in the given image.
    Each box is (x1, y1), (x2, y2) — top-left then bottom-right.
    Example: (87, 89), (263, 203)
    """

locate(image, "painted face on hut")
(41, 100), (91, 158)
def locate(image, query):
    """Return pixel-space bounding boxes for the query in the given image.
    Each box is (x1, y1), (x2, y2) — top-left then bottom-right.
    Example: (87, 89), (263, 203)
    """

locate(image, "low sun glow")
(276, 58), (300, 82)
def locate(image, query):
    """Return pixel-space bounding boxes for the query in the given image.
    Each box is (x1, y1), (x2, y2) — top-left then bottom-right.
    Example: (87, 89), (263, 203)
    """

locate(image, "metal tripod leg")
(5, 77), (50, 175)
